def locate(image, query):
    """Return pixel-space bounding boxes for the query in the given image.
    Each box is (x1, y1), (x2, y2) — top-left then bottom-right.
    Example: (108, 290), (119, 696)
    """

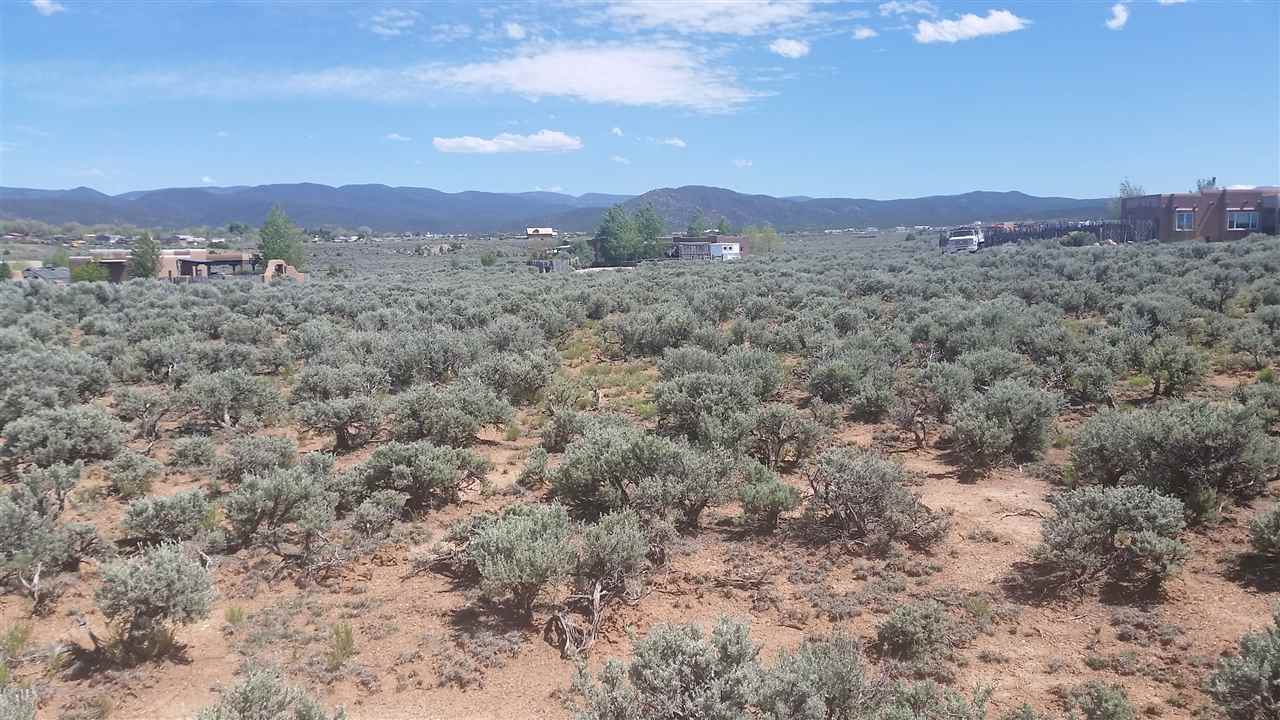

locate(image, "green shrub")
(653, 372), (758, 446)
(388, 380), (512, 448)
(95, 542), (214, 654)
(1071, 402), (1279, 522)
(217, 435), (297, 485)
(1250, 507), (1280, 559)
(1141, 336), (1207, 397)
(1, 477), (106, 596)
(296, 396), (380, 452)
(223, 468), (336, 555)
(1030, 486), (1187, 591)
(1206, 606), (1280, 720)
(739, 463), (800, 530)
(517, 447), (550, 490)
(571, 617), (758, 720)
(122, 490), (211, 543)
(107, 450), (164, 499)
(466, 503), (574, 618)
(196, 667), (347, 720)
(747, 404), (821, 469)
(349, 441), (489, 511)
(1, 404), (126, 467)
(351, 490), (407, 538)
(575, 508), (650, 593)
(1061, 681), (1136, 720)
(181, 369), (285, 429)
(805, 448), (950, 550)
(873, 601), (954, 667)
(948, 379), (1060, 472)
(0, 686), (36, 720)
(169, 436), (217, 468)
(754, 631), (870, 720)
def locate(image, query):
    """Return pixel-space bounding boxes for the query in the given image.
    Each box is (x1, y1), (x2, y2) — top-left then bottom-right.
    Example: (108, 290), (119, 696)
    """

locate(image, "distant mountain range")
(0, 183), (1109, 233)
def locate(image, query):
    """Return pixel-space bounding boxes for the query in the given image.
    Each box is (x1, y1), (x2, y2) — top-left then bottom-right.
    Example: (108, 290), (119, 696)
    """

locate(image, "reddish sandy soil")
(3, 374), (1276, 720)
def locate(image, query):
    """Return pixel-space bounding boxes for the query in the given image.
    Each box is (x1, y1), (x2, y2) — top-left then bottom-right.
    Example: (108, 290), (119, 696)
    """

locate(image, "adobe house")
(1121, 186), (1279, 243)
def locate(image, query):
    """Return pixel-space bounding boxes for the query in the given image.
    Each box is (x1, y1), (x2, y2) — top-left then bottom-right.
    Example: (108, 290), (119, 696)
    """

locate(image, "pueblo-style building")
(1121, 186), (1278, 243)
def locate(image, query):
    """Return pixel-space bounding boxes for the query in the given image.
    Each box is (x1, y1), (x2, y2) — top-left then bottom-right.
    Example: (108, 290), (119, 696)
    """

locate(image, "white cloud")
(658, 137), (687, 148)
(1105, 3), (1129, 30)
(385, 132), (412, 142)
(431, 23), (472, 42)
(0, 142), (17, 153)
(610, 126), (624, 136)
(432, 129), (583, 154)
(201, 176), (216, 184)
(368, 8), (419, 37)
(1226, 184), (1255, 190)
(610, 155), (631, 164)
(1157, 0), (1187, 4)
(879, 1), (936, 17)
(604, 0), (815, 36)
(733, 159), (752, 168)
(31, 0), (65, 16)
(504, 22), (527, 40)
(768, 38), (810, 59)
(436, 43), (759, 112)
(535, 185), (564, 192)
(914, 9), (1030, 44)
(74, 167), (106, 178)
(852, 26), (879, 40)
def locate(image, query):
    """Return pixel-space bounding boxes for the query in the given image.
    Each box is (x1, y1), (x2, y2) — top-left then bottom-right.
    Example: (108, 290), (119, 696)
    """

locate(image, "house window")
(1174, 211), (1195, 232)
(1227, 210), (1259, 231)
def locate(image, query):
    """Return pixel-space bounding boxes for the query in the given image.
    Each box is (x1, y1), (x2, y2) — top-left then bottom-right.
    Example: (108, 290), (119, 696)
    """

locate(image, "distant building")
(669, 234), (743, 261)
(22, 266), (70, 283)
(526, 227), (557, 239)
(1121, 187), (1279, 243)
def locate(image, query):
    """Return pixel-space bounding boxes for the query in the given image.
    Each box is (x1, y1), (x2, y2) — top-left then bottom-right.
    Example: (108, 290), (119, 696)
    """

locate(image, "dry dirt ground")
(3, 367), (1276, 720)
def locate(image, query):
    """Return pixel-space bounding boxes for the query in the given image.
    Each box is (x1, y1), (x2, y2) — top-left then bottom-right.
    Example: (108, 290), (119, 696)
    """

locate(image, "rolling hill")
(0, 183), (1109, 233)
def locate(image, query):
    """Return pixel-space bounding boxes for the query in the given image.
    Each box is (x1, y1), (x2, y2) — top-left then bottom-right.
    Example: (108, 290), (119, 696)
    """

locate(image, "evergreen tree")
(592, 205), (641, 265)
(635, 205), (665, 258)
(687, 210), (708, 236)
(259, 205), (306, 269)
(128, 231), (161, 279)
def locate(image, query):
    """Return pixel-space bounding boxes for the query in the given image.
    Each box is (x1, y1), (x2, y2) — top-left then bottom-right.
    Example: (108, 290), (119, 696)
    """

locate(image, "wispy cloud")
(385, 132), (412, 142)
(432, 129), (582, 154)
(74, 167), (106, 178)
(914, 10), (1030, 44)
(14, 124), (51, 138)
(879, 1), (936, 17)
(658, 137), (687, 148)
(201, 175), (216, 184)
(733, 158), (752, 168)
(604, 0), (815, 36)
(1156, 0), (1187, 4)
(431, 23), (473, 42)
(610, 155), (631, 164)
(852, 26), (879, 40)
(768, 38), (810, 59)
(31, 0), (66, 16)
(504, 22), (527, 40)
(368, 8), (419, 37)
(0, 142), (18, 153)
(1105, 3), (1129, 30)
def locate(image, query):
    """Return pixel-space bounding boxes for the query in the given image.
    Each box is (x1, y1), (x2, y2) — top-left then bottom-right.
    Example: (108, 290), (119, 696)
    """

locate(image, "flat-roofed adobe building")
(1121, 186), (1278, 243)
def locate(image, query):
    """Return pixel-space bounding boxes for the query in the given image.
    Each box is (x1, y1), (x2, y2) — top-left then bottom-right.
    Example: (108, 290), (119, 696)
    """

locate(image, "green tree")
(592, 205), (641, 266)
(716, 217), (731, 235)
(635, 205), (665, 258)
(227, 222), (249, 235)
(259, 205), (306, 269)
(687, 209), (708, 236)
(744, 225), (782, 254)
(128, 231), (161, 279)
(70, 261), (109, 283)
(0, 260), (11, 280)
(45, 247), (70, 268)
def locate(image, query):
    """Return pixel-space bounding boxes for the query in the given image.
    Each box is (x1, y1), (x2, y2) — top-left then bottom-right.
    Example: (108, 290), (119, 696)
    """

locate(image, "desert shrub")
(350, 441), (489, 512)
(169, 435), (217, 468)
(1205, 606), (1280, 720)
(958, 348), (1030, 390)
(571, 617), (758, 720)
(217, 435), (297, 485)
(1, 472), (106, 591)
(805, 448), (950, 550)
(517, 447), (549, 490)
(541, 405), (588, 453)
(122, 490), (211, 543)
(95, 542), (214, 654)
(290, 364), (387, 404)
(196, 666), (347, 720)
(1231, 322), (1275, 370)
(910, 362), (976, 421)
(1250, 507), (1280, 559)
(610, 306), (701, 356)
(1029, 486), (1187, 591)
(948, 379), (1060, 472)
(0, 346), (111, 428)
(1, 404), (126, 467)
(1067, 363), (1115, 404)
(739, 463), (800, 530)
(1061, 682), (1136, 720)
(114, 386), (173, 440)
(653, 372), (758, 446)
(575, 508), (650, 594)
(181, 369), (285, 429)
(747, 404), (821, 469)
(807, 359), (895, 419)
(223, 466), (337, 560)
(351, 490), (408, 538)
(754, 632), (871, 720)
(1234, 379), (1280, 428)
(0, 686), (37, 720)
(551, 422), (731, 526)
(465, 503), (573, 618)
(1141, 336), (1207, 397)
(107, 451), (164, 499)
(1071, 402), (1279, 521)
(656, 346), (782, 400)
(388, 380), (512, 447)
(873, 601), (956, 674)
(460, 351), (553, 404)
(296, 396), (380, 452)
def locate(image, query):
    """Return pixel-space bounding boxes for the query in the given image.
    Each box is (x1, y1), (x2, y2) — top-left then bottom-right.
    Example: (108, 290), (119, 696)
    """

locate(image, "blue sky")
(1, 0), (1277, 199)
